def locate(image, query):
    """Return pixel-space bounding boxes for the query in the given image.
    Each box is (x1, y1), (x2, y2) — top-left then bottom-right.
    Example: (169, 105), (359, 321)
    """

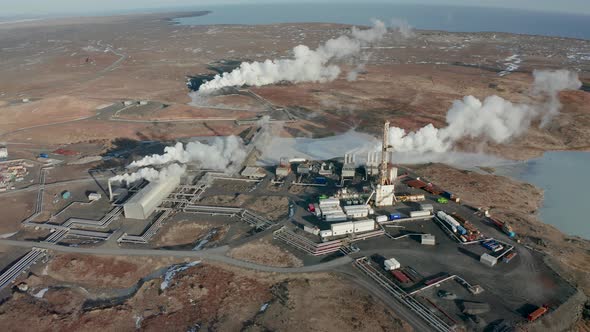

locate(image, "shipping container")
(325, 214), (348, 222)
(375, 215), (388, 223)
(406, 179), (427, 188)
(319, 230), (333, 238)
(456, 225), (467, 236)
(410, 210), (431, 218)
(39, 153), (49, 158)
(389, 213), (402, 220)
(392, 269), (411, 283)
(353, 219), (375, 233)
(308, 203), (315, 213)
(503, 252), (517, 263)
(315, 177), (327, 184)
(527, 305), (548, 322)
(419, 203), (434, 212)
(384, 258), (401, 270)
(437, 197), (449, 204)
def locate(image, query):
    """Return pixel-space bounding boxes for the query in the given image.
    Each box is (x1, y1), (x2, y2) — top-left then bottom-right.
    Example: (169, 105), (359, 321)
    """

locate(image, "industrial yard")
(0, 9), (589, 332)
(0, 117), (584, 331)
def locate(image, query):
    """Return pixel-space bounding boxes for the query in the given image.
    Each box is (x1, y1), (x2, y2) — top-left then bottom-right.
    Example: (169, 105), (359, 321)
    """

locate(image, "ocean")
(173, 4), (590, 40)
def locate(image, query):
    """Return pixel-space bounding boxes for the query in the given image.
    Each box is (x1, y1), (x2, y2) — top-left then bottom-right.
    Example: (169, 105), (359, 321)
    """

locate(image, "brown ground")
(248, 195), (290, 220)
(0, 191), (35, 233)
(44, 254), (179, 288)
(152, 220), (225, 247)
(0, 258), (411, 332)
(0, 96), (105, 134)
(229, 239), (303, 268)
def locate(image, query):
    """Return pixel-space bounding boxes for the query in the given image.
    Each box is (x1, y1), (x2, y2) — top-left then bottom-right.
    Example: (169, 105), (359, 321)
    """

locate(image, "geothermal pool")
(495, 151), (590, 239)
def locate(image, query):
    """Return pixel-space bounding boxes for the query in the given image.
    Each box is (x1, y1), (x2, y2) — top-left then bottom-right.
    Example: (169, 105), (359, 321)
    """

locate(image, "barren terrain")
(0, 10), (589, 332)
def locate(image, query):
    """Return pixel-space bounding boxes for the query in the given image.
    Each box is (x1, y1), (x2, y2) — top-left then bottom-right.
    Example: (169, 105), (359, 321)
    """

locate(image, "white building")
(480, 253), (498, 267)
(384, 258), (401, 270)
(421, 234), (436, 245)
(0, 147), (7, 160)
(88, 192), (102, 201)
(330, 219), (375, 236)
(375, 184), (395, 207)
(123, 176), (180, 219)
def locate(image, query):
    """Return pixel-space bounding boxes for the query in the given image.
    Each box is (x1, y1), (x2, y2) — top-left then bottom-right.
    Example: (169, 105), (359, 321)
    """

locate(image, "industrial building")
(275, 157), (291, 178)
(341, 153), (356, 179)
(123, 176), (180, 219)
(324, 219), (376, 237)
(241, 166), (266, 179)
(365, 151), (379, 177)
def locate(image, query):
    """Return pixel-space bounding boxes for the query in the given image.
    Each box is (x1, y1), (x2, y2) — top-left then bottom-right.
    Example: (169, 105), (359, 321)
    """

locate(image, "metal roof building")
(123, 176), (180, 220)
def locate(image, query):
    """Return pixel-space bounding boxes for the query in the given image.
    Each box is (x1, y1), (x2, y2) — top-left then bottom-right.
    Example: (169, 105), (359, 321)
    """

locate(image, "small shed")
(421, 234), (436, 245)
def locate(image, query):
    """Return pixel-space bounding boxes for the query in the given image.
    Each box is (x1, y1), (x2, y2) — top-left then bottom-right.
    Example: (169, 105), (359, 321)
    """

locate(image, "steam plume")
(130, 136), (247, 171)
(193, 20), (387, 95)
(388, 70), (581, 153)
(110, 163), (186, 184)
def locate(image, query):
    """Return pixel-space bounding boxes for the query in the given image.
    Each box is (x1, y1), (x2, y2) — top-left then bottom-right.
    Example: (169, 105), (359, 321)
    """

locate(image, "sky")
(1, 0), (589, 16)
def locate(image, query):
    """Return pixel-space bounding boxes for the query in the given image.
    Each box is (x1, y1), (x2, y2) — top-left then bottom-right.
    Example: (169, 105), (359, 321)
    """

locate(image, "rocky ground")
(0, 255), (411, 332)
(229, 239), (303, 268)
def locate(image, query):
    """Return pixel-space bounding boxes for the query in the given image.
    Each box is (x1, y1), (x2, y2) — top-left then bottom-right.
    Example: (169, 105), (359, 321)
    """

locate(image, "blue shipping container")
(39, 153), (49, 158)
(442, 191), (453, 199)
(315, 177), (327, 184)
(389, 213), (402, 220)
(456, 225), (467, 236)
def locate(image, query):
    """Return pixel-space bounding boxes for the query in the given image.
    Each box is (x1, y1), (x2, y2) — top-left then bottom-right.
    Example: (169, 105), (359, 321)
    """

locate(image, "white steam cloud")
(110, 163), (187, 185)
(388, 70), (582, 153)
(193, 20), (387, 95)
(130, 136), (247, 171)
(110, 136), (249, 184)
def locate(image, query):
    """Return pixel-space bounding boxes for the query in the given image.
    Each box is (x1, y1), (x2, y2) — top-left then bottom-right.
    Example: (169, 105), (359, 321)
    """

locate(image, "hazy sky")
(1, 0), (589, 16)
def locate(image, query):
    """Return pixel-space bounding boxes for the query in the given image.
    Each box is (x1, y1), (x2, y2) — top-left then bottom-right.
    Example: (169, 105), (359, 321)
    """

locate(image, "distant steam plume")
(192, 20), (387, 96)
(388, 70), (582, 153)
(110, 163), (186, 185)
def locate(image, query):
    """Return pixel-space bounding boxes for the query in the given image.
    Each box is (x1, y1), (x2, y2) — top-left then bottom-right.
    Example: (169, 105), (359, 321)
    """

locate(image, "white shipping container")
(480, 253), (497, 267)
(319, 198), (340, 207)
(353, 219), (375, 233)
(346, 210), (368, 218)
(375, 215), (388, 223)
(384, 258), (401, 270)
(331, 221), (354, 235)
(325, 214), (348, 222)
(343, 204), (369, 212)
(410, 210), (431, 218)
(319, 230), (333, 238)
